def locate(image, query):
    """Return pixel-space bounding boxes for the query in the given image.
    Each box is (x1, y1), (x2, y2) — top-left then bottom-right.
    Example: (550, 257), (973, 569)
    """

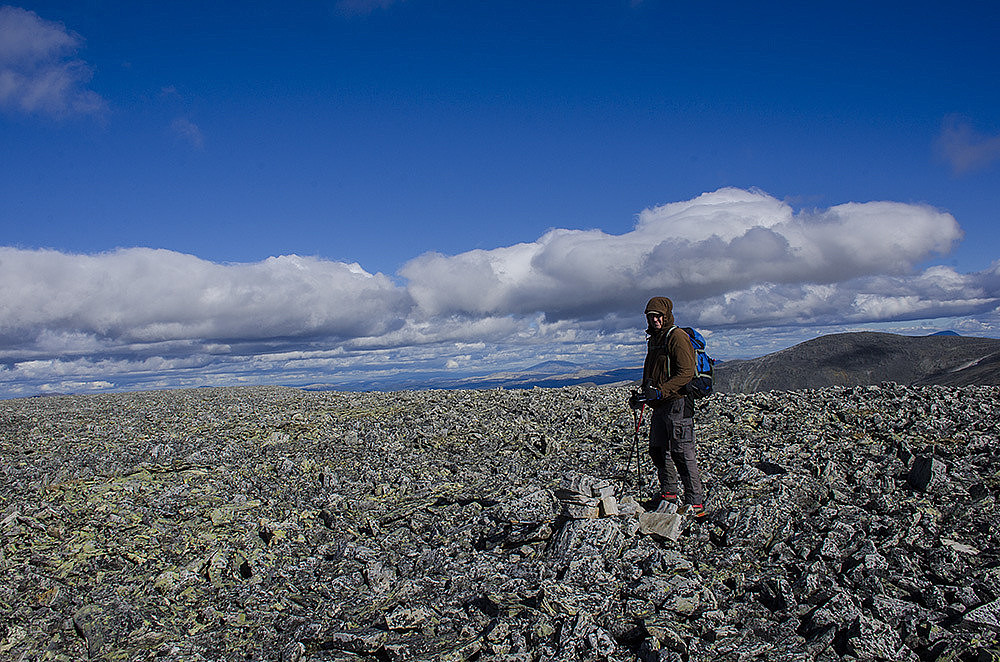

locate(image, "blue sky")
(2, 0), (999, 397)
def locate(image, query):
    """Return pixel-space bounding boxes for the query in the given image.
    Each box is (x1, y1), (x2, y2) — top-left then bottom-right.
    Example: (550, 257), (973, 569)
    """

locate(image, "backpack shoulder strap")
(664, 325), (680, 376)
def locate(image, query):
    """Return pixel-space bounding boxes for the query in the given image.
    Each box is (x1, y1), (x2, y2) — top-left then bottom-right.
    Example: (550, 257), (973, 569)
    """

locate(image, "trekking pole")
(631, 402), (645, 494)
(623, 412), (634, 482)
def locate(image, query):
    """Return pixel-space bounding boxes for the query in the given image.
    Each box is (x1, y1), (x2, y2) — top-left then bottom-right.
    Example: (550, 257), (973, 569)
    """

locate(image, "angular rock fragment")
(907, 454), (948, 492)
(637, 512), (683, 541)
(384, 605), (433, 631)
(963, 600), (1000, 629)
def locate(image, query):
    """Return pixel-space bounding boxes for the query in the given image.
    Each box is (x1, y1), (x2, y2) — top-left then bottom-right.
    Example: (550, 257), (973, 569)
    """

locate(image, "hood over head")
(644, 296), (675, 333)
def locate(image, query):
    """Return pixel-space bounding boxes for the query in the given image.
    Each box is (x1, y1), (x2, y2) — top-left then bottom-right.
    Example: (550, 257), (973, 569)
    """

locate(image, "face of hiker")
(644, 296), (675, 332)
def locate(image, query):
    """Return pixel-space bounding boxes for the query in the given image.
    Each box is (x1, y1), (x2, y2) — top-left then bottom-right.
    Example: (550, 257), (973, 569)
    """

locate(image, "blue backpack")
(668, 325), (715, 398)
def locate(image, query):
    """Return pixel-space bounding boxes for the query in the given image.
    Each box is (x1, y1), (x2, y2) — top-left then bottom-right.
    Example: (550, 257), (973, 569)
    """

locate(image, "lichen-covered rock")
(1, 383), (998, 660)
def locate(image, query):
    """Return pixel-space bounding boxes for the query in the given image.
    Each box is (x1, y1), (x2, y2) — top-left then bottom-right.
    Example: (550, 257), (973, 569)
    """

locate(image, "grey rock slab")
(637, 512), (683, 541)
(963, 599), (1000, 629)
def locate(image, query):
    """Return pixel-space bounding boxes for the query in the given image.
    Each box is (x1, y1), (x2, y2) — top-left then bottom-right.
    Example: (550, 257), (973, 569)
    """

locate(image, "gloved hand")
(628, 390), (641, 410)
(639, 383), (662, 402)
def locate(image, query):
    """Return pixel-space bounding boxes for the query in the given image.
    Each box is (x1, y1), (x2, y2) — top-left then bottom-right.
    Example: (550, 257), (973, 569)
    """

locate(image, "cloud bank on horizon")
(3, 188), (998, 397)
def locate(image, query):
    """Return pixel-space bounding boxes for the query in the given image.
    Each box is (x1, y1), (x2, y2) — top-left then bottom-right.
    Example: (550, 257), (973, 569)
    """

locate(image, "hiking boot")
(681, 504), (708, 518)
(641, 492), (679, 512)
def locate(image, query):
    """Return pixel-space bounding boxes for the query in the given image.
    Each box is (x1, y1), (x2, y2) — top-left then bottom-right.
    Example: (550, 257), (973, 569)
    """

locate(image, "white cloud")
(681, 263), (999, 329)
(0, 247), (410, 347)
(938, 115), (1000, 174)
(2, 189), (998, 397)
(402, 187), (965, 321)
(0, 6), (105, 117)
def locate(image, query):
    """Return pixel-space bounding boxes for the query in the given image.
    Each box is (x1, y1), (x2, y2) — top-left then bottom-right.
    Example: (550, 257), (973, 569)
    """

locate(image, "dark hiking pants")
(648, 397), (704, 505)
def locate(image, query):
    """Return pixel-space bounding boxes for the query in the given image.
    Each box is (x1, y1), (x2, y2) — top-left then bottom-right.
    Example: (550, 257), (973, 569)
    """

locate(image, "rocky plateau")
(2, 383), (999, 661)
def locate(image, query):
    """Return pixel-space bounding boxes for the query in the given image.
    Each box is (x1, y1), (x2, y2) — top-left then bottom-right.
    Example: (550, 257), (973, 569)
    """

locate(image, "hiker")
(631, 296), (706, 517)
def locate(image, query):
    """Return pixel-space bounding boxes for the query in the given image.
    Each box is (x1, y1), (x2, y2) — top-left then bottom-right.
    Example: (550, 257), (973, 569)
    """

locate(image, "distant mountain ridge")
(476, 331), (1000, 393)
(439, 365), (640, 390)
(299, 331), (1000, 394)
(520, 360), (580, 375)
(714, 331), (1000, 393)
(300, 363), (642, 393)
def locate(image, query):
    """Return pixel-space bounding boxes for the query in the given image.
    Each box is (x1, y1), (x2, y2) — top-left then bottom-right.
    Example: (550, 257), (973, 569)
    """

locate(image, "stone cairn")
(1, 383), (998, 661)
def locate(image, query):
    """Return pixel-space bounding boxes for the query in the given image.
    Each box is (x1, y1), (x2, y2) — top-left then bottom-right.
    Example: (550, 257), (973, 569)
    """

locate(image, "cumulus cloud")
(0, 247), (410, 349)
(938, 115), (1000, 174)
(402, 188), (965, 323)
(685, 265), (997, 328)
(3, 188), (998, 397)
(0, 5), (105, 117)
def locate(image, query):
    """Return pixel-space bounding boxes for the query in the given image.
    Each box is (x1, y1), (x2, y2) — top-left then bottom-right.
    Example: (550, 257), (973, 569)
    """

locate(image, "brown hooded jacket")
(642, 296), (696, 401)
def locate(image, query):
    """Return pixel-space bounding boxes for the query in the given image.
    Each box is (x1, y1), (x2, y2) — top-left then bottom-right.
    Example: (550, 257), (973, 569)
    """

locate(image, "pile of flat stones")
(1, 383), (998, 661)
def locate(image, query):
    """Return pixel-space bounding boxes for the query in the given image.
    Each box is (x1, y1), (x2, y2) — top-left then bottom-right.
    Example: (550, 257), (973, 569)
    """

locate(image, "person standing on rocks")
(631, 296), (707, 517)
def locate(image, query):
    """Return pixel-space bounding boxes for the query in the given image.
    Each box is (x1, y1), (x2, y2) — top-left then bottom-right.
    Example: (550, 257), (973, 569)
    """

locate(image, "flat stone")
(598, 496), (619, 517)
(637, 512), (683, 541)
(963, 600), (1000, 629)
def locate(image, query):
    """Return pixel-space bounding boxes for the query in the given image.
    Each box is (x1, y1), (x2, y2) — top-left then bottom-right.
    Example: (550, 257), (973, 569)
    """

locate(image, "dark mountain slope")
(715, 331), (1000, 393)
